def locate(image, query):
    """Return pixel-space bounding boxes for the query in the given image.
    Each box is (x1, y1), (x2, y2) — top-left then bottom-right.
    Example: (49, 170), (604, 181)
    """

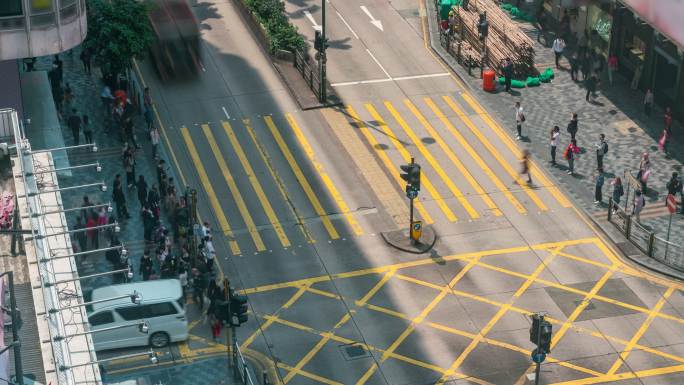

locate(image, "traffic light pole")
(534, 314), (543, 385)
(409, 197), (415, 245)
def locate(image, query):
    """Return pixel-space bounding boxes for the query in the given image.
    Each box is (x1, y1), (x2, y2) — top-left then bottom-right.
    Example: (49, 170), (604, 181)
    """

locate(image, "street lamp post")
(319, 0), (327, 103)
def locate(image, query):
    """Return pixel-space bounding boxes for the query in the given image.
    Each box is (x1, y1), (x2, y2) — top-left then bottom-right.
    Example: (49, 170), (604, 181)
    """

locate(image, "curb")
(422, 0), (684, 281)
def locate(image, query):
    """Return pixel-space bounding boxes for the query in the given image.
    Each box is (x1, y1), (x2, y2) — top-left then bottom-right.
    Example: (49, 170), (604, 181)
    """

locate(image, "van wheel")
(150, 332), (170, 348)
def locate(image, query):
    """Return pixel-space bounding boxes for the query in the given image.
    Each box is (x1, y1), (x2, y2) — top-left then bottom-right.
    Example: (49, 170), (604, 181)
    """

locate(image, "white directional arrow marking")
(304, 10), (322, 31)
(360, 6), (383, 31)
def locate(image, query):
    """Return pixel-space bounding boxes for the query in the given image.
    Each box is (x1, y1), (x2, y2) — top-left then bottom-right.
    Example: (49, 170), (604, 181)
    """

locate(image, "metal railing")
(293, 48), (321, 100)
(233, 339), (256, 385)
(608, 198), (684, 271)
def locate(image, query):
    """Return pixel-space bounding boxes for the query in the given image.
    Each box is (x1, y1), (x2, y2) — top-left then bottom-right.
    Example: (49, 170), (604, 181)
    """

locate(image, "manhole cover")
(573, 300), (596, 310)
(339, 343), (371, 361)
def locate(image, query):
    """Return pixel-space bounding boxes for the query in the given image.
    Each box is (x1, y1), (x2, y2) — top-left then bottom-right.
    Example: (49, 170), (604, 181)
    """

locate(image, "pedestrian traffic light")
(314, 31), (329, 52)
(539, 321), (552, 353)
(230, 294), (248, 326)
(400, 162), (421, 192)
(477, 13), (489, 41)
(530, 314), (552, 354)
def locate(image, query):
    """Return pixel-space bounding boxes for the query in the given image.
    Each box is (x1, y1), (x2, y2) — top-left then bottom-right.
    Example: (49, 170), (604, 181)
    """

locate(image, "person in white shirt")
(552, 37), (565, 68)
(550, 125), (560, 166)
(515, 102), (524, 140)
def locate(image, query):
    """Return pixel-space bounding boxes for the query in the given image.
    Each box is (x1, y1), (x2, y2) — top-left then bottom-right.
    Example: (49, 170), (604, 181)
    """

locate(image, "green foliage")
(84, 0), (153, 76)
(244, 0), (306, 53)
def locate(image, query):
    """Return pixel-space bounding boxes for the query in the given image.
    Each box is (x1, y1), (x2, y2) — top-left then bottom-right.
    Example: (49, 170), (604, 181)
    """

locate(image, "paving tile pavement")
(29, 51), (175, 293)
(427, 5), (684, 248)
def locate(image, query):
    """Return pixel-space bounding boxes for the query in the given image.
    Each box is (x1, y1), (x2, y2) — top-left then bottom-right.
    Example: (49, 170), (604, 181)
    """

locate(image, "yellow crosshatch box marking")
(223, 237), (684, 385)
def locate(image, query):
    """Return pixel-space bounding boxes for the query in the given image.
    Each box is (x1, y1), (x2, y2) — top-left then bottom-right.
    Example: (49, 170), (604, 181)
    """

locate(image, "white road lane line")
(336, 11), (359, 39)
(365, 48), (392, 79)
(304, 10), (322, 31)
(331, 78), (391, 87)
(222, 106), (231, 120)
(392, 73), (450, 81)
(331, 72), (451, 87)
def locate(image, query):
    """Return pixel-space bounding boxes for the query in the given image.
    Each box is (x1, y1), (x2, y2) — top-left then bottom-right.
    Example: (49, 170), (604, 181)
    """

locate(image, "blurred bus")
(147, 0), (200, 80)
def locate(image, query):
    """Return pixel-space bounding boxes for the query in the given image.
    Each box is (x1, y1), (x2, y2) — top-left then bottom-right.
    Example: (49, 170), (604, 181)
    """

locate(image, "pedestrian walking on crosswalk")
(520, 150), (532, 185)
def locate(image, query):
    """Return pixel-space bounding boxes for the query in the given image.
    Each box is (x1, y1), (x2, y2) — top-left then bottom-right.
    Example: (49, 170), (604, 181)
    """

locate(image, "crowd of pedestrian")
(45, 49), (225, 309)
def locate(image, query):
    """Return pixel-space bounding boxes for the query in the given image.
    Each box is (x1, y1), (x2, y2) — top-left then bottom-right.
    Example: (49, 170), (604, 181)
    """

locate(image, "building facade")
(541, 0), (684, 120)
(0, 0), (87, 60)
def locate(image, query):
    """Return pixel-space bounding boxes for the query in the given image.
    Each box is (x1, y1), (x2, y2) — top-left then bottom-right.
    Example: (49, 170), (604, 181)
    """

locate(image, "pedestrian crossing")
(177, 92), (573, 256)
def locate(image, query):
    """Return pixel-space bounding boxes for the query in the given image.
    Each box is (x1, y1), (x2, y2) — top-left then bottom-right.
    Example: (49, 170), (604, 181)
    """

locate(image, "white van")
(87, 279), (188, 350)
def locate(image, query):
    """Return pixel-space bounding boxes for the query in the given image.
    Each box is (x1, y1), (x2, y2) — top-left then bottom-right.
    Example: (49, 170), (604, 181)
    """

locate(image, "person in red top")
(660, 107), (673, 154)
(564, 139), (581, 175)
(607, 54), (618, 85)
(86, 214), (98, 250)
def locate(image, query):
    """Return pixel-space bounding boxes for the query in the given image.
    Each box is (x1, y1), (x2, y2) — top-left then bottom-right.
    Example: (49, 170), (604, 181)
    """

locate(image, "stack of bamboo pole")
(452, 0), (535, 76)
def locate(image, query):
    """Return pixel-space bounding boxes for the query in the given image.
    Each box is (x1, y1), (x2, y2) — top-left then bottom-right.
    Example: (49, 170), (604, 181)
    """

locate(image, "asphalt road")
(110, 0), (684, 384)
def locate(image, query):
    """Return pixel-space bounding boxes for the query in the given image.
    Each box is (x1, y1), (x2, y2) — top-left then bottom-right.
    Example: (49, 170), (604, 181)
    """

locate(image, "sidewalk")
(28, 51), (177, 293)
(426, 2), (684, 270)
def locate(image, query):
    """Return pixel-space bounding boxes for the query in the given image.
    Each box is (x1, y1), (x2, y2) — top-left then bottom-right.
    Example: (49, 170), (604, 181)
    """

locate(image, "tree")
(83, 0), (153, 77)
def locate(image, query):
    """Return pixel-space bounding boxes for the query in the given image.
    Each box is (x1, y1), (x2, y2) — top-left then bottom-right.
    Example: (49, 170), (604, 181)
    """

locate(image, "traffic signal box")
(400, 162), (421, 193)
(530, 314), (552, 354)
(217, 289), (249, 327)
(314, 30), (329, 52)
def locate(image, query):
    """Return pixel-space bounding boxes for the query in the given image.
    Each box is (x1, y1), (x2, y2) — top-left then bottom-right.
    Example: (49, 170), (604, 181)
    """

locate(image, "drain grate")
(339, 343), (371, 361)
(574, 300), (596, 310)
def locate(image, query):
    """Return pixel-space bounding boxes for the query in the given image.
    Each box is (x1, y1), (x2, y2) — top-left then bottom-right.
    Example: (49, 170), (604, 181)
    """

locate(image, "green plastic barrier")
(501, 3), (513, 10)
(498, 76), (506, 84)
(543, 67), (555, 79)
(526, 77), (541, 87)
(511, 79), (526, 88)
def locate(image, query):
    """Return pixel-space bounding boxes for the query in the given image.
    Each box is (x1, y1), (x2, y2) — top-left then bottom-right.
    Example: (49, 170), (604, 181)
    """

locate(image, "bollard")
(263, 370), (269, 385)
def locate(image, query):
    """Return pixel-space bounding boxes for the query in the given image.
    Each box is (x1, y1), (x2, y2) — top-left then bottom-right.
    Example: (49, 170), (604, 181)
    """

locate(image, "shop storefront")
(612, 0), (684, 119)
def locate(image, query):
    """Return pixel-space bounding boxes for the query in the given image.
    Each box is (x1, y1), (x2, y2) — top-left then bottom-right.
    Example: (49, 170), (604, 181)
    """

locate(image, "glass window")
(89, 311), (114, 326)
(0, 0), (22, 17)
(116, 306), (146, 321)
(177, 298), (185, 309)
(61, 0), (77, 7)
(148, 302), (178, 317)
(31, 0), (53, 13)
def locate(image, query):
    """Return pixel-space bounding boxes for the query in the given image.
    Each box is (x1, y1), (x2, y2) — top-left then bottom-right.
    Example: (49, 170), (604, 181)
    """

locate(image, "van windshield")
(177, 298), (184, 309)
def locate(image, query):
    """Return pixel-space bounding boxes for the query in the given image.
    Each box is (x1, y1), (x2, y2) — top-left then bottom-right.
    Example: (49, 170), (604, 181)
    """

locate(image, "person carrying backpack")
(596, 134), (608, 169)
